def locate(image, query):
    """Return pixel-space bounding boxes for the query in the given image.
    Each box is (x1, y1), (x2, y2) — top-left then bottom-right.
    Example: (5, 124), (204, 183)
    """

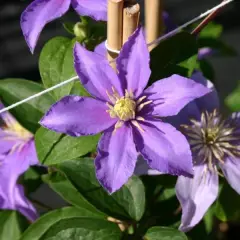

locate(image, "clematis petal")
(94, 12), (176, 58)
(220, 157), (240, 194)
(198, 47), (214, 60)
(134, 156), (162, 176)
(176, 164), (219, 232)
(143, 74), (211, 117)
(20, 0), (71, 53)
(163, 12), (177, 33)
(40, 95), (116, 136)
(13, 184), (38, 222)
(0, 141), (38, 221)
(133, 119), (193, 177)
(117, 27), (151, 98)
(191, 71), (220, 113)
(167, 72), (219, 127)
(95, 124), (138, 194)
(72, 0), (107, 21)
(94, 41), (106, 57)
(0, 110), (21, 154)
(0, 139), (16, 155)
(74, 43), (124, 101)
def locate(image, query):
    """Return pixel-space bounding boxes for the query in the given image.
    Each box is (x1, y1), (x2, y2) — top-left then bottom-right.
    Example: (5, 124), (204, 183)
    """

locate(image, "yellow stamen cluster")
(1, 114), (32, 142)
(106, 87), (152, 133)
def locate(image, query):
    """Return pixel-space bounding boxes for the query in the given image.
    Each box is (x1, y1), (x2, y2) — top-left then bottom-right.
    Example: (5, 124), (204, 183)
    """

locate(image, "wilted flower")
(0, 103), (38, 221)
(21, 0), (107, 53)
(40, 27), (210, 193)
(173, 73), (240, 232)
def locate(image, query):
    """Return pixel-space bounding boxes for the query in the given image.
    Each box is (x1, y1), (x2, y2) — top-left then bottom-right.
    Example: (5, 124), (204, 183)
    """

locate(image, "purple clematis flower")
(40, 27), (211, 193)
(21, 0), (107, 53)
(0, 102), (38, 221)
(173, 73), (240, 232)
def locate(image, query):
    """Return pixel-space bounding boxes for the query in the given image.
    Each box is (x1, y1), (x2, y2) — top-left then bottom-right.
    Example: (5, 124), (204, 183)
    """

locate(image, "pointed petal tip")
(20, 0), (71, 55)
(178, 224), (190, 233)
(95, 125), (137, 194)
(20, 12), (35, 54)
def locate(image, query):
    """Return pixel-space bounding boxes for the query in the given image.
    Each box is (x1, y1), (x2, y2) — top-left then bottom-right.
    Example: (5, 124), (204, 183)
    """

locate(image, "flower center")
(204, 128), (219, 144)
(181, 110), (240, 173)
(105, 87), (153, 133)
(113, 97), (136, 121)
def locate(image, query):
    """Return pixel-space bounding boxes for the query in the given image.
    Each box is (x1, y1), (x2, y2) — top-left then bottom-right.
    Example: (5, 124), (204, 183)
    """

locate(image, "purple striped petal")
(0, 141), (38, 221)
(74, 43), (124, 101)
(20, 0), (71, 53)
(176, 164), (219, 232)
(72, 0), (107, 21)
(220, 157), (240, 195)
(0, 139), (16, 155)
(117, 27), (151, 98)
(133, 119), (193, 177)
(40, 96), (116, 136)
(143, 74), (211, 117)
(95, 124), (138, 193)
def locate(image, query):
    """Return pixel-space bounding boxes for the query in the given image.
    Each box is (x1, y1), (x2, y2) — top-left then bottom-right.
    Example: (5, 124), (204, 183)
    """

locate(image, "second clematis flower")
(21, 0), (107, 53)
(174, 72), (240, 232)
(0, 102), (39, 221)
(40, 27), (211, 193)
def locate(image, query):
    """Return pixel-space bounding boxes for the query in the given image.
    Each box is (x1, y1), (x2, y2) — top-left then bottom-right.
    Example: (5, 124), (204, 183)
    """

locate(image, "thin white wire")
(0, 76), (79, 114)
(0, 0), (234, 115)
(148, 0), (234, 46)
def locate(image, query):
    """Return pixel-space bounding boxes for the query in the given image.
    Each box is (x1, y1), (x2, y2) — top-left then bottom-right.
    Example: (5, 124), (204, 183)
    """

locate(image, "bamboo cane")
(107, 0), (124, 68)
(122, 1), (140, 45)
(145, 0), (164, 51)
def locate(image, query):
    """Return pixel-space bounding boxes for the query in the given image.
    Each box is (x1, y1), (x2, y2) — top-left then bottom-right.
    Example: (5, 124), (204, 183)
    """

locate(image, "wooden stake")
(122, 1), (140, 45)
(107, 0), (124, 66)
(145, 0), (164, 51)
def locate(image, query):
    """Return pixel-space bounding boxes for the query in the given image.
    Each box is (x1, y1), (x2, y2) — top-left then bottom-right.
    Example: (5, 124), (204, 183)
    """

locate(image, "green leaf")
(0, 79), (54, 133)
(35, 127), (99, 165)
(42, 172), (105, 216)
(58, 158), (145, 221)
(144, 227), (187, 240)
(199, 22), (223, 39)
(198, 59), (215, 81)
(62, 22), (75, 35)
(20, 207), (122, 240)
(21, 166), (47, 194)
(203, 206), (214, 234)
(0, 211), (29, 240)
(39, 37), (88, 100)
(215, 182), (240, 222)
(150, 31), (198, 81)
(179, 54), (198, 77)
(225, 82), (240, 111)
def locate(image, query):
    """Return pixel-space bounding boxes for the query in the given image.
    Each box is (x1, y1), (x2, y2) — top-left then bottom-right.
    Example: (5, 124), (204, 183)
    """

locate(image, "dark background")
(0, 0), (240, 101)
(0, 0), (239, 100)
(0, 0), (239, 239)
